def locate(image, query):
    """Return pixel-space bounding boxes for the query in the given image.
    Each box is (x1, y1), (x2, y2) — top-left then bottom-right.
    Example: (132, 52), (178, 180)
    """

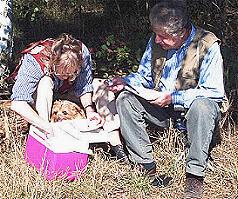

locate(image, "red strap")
(21, 39), (54, 54)
(7, 39), (54, 81)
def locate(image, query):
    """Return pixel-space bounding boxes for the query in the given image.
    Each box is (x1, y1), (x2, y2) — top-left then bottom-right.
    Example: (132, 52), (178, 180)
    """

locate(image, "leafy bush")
(10, 0), (238, 94)
(91, 34), (140, 78)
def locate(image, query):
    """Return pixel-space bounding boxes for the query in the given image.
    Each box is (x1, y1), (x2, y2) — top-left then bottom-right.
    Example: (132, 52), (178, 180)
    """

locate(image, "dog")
(50, 100), (86, 122)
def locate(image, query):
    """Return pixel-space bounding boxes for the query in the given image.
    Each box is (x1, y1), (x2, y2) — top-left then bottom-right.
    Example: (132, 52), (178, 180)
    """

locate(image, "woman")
(11, 33), (128, 162)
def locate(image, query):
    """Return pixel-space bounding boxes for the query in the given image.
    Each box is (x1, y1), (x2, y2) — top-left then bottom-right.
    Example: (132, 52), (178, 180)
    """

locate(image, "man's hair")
(149, 0), (190, 35)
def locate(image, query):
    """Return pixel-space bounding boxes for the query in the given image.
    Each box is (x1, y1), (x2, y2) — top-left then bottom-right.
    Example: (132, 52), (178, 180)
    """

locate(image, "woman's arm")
(80, 92), (94, 114)
(80, 92), (104, 126)
(11, 100), (53, 134)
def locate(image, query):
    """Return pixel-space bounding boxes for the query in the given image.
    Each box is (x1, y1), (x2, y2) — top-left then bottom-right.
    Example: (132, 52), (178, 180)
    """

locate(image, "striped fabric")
(11, 43), (93, 103)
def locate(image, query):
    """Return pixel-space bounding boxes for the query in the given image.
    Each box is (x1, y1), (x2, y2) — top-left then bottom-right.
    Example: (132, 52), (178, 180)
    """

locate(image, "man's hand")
(150, 92), (172, 107)
(105, 76), (126, 93)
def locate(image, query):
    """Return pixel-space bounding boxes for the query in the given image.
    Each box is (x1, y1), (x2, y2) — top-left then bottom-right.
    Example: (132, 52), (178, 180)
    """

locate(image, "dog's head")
(50, 100), (86, 122)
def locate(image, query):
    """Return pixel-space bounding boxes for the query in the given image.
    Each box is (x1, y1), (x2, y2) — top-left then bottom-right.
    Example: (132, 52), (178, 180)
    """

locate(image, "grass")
(0, 104), (237, 199)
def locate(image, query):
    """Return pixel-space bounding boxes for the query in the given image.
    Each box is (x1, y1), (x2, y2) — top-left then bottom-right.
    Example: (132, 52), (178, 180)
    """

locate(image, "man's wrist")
(171, 90), (184, 105)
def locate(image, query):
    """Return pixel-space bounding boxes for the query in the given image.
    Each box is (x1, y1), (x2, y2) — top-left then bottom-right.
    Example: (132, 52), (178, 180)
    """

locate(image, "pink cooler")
(24, 126), (89, 181)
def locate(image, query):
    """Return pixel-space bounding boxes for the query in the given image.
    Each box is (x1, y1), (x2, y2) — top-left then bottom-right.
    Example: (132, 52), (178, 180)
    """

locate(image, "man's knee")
(186, 98), (221, 128)
(188, 98), (217, 115)
(116, 91), (134, 106)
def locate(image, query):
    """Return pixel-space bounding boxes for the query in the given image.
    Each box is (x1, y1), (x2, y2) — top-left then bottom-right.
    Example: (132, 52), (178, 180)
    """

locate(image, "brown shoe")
(184, 173), (204, 199)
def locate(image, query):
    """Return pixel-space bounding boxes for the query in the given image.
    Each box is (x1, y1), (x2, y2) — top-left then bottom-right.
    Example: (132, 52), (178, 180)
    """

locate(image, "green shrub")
(91, 34), (140, 78)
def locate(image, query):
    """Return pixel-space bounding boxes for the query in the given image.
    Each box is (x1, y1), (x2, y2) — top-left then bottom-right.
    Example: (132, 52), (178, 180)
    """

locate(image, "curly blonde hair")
(50, 33), (83, 75)
(39, 33), (83, 76)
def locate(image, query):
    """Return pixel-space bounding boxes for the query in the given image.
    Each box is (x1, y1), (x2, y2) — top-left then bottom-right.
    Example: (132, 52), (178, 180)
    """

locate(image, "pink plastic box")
(24, 126), (88, 181)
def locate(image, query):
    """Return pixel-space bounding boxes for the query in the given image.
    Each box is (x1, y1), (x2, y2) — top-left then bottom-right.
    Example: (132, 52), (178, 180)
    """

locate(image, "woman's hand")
(105, 76), (126, 93)
(149, 92), (172, 107)
(11, 100), (56, 137)
(86, 111), (104, 127)
(85, 105), (104, 127)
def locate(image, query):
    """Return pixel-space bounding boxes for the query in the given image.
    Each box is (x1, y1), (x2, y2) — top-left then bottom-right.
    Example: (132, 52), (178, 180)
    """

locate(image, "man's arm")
(123, 37), (155, 89)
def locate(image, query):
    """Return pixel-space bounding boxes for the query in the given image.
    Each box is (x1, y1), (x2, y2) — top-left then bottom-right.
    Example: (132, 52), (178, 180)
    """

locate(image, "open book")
(124, 84), (163, 101)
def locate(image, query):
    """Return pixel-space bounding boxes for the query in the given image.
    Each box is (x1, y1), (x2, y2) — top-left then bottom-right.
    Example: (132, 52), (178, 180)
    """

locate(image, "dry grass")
(0, 104), (237, 199)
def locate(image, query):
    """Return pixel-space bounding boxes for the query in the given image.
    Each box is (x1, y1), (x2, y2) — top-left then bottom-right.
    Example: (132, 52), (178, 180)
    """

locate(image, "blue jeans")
(116, 91), (221, 177)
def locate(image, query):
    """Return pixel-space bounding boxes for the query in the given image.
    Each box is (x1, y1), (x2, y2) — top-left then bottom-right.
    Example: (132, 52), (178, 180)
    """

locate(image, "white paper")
(124, 85), (163, 101)
(29, 119), (110, 154)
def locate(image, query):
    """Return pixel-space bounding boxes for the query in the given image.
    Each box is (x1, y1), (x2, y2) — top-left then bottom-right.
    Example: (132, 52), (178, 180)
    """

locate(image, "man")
(108, 1), (225, 198)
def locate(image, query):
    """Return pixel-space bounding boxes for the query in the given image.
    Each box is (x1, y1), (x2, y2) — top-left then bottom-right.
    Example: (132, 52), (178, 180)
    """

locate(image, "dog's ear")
(50, 100), (62, 122)
(73, 103), (86, 119)
(52, 100), (61, 109)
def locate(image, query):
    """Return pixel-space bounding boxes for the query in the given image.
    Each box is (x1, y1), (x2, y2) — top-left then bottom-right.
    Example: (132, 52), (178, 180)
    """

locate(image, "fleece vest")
(151, 28), (229, 113)
(151, 27), (220, 91)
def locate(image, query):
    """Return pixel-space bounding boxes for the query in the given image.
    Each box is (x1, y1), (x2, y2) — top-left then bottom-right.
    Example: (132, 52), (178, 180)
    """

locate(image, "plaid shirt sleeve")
(11, 54), (44, 103)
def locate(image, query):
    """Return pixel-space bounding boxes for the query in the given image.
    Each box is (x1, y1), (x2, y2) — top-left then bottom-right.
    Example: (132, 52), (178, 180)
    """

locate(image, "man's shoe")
(184, 173), (204, 199)
(111, 144), (130, 164)
(137, 162), (156, 175)
(139, 163), (172, 188)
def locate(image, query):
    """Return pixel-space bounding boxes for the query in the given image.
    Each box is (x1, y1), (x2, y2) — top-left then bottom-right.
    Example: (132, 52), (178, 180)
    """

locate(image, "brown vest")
(151, 27), (220, 91)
